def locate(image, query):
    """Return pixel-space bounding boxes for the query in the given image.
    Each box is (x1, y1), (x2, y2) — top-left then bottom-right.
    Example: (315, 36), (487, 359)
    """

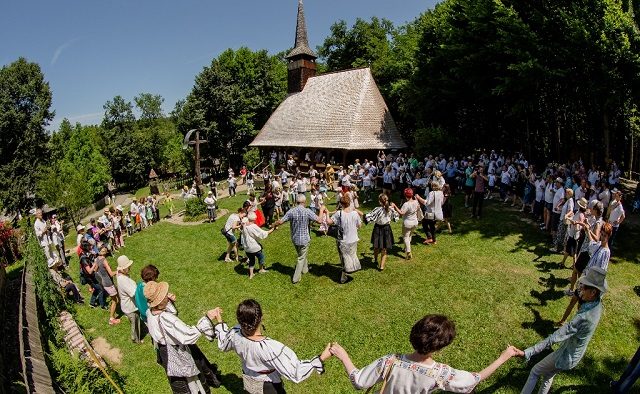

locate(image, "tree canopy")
(0, 58), (54, 213)
(176, 47), (287, 169)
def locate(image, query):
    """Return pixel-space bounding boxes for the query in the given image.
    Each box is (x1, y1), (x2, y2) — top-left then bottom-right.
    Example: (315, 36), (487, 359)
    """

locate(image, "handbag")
(416, 201), (424, 221)
(158, 314), (201, 377)
(328, 211), (343, 240)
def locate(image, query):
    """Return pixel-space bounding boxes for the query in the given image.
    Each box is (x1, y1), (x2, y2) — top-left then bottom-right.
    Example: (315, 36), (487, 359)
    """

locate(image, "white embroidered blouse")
(348, 354), (481, 394)
(214, 324), (324, 384)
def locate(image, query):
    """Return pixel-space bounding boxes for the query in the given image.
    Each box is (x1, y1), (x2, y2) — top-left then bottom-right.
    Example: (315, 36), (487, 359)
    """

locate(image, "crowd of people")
(32, 148), (640, 393)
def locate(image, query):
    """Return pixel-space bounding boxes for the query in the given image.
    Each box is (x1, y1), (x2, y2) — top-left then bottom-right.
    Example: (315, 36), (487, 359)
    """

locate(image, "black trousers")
(472, 191), (484, 217)
(422, 219), (436, 242)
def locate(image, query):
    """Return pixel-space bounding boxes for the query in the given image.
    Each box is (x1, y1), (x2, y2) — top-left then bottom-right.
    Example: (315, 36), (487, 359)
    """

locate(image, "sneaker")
(563, 288), (574, 297)
(224, 257), (233, 263)
(258, 269), (269, 274)
(89, 303), (98, 309)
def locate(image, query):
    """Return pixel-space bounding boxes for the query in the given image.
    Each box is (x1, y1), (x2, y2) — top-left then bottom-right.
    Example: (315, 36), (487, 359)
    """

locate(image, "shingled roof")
(251, 68), (406, 150)
(286, 0), (317, 59)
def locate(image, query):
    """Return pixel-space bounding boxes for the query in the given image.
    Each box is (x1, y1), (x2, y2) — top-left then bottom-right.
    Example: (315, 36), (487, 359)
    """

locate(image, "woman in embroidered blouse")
(145, 281), (220, 394)
(392, 188), (420, 260)
(326, 194), (363, 284)
(210, 299), (331, 394)
(330, 314), (521, 394)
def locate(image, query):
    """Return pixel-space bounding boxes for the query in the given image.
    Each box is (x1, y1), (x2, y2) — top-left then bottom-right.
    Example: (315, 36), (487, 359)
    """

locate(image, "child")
(274, 187), (283, 219)
(241, 212), (274, 279)
(487, 170), (497, 200)
(350, 185), (360, 209)
(228, 175), (237, 197)
(309, 189), (317, 214)
(314, 187), (324, 216)
(282, 185), (291, 214)
(126, 212), (134, 236)
(163, 192), (175, 218)
(246, 170), (255, 195)
(318, 178), (328, 199)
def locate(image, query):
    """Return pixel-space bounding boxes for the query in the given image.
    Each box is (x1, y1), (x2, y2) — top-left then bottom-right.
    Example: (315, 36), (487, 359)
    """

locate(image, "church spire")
(286, 0), (317, 59)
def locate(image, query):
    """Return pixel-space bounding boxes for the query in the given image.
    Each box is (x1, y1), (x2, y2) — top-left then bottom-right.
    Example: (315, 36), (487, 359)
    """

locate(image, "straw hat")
(577, 198), (588, 210)
(117, 255), (133, 271)
(578, 267), (608, 293)
(144, 281), (169, 308)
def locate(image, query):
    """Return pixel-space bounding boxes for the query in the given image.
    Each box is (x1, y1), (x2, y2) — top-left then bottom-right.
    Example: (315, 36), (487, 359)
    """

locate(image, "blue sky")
(1, 1), (436, 131)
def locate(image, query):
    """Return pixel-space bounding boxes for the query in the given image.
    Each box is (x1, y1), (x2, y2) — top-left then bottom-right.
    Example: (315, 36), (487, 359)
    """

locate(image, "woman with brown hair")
(365, 194), (398, 271)
(330, 314), (520, 393)
(326, 193), (363, 283)
(210, 299), (331, 393)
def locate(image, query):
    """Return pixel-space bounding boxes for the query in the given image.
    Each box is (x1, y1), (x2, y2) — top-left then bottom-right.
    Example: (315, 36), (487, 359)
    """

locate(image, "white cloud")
(51, 38), (80, 66)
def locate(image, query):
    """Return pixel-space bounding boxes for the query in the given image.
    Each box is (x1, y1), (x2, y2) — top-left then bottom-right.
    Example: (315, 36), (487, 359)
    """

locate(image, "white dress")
(214, 324), (324, 384)
(349, 354), (480, 394)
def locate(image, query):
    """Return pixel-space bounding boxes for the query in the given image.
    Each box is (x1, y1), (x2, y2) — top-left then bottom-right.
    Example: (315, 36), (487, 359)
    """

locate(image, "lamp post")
(183, 129), (209, 192)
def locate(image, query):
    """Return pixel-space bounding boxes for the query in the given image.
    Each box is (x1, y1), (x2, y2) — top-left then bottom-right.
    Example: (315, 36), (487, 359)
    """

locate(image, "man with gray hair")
(273, 193), (323, 284)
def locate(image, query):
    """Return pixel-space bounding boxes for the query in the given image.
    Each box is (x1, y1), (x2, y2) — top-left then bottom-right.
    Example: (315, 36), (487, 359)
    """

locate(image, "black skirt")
(371, 223), (394, 250)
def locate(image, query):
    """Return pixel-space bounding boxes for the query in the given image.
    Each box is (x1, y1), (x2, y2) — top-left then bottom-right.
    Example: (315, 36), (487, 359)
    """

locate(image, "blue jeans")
(90, 281), (106, 307)
(246, 250), (265, 268)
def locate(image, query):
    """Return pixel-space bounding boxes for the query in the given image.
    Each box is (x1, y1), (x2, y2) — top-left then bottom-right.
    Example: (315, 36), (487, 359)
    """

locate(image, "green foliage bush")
(185, 197), (207, 219)
(26, 233), (124, 392)
(49, 344), (123, 394)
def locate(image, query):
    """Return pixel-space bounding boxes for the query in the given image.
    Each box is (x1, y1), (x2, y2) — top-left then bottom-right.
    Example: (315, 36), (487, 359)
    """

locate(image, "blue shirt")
(134, 281), (149, 322)
(280, 205), (318, 246)
(524, 300), (602, 370)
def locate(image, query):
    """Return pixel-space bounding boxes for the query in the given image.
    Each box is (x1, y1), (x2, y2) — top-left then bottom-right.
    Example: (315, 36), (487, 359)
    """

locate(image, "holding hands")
(206, 307), (223, 323)
(502, 345), (525, 359)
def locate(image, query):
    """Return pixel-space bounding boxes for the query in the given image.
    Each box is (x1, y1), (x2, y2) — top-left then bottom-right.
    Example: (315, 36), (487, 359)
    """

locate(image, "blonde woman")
(392, 188), (420, 260)
(420, 182), (444, 245)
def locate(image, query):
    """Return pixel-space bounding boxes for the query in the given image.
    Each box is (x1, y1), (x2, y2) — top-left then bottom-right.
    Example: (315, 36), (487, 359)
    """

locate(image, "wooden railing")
(18, 267), (55, 393)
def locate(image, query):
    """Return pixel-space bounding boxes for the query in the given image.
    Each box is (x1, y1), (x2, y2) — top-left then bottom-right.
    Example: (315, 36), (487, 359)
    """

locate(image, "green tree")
(134, 92), (164, 122)
(178, 47), (287, 169)
(0, 58), (54, 213)
(38, 123), (111, 224)
(100, 96), (144, 186)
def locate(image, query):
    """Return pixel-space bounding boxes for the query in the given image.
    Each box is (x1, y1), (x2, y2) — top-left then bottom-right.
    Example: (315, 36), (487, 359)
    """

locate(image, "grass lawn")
(68, 192), (640, 393)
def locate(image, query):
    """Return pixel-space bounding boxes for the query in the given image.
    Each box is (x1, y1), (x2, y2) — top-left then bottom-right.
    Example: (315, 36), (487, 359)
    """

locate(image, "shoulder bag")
(365, 354), (398, 394)
(328, 211), (343, 240)
(158, 313), (201, 378)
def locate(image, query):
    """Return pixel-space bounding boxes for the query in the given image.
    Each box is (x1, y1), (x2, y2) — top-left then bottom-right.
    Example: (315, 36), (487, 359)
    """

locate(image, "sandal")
(109, 318), (121, 325)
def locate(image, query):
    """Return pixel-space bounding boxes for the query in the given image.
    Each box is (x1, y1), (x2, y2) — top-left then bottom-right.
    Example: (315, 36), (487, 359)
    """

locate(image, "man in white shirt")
(598, 183), (611, 210)
(204, 191), (217, 223)
(607, 189), (625, 248)
(34, 209), (56, 260)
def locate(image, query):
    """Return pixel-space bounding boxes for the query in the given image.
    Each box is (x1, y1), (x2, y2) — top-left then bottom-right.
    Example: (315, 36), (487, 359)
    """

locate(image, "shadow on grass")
(218, 372), (244, 393)
(477, 354), (629, 393)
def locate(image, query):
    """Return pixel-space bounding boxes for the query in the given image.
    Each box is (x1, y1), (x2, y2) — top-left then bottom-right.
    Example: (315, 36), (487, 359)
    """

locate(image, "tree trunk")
(603, 112), (611, 163)
(631, 130), (635, 180)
